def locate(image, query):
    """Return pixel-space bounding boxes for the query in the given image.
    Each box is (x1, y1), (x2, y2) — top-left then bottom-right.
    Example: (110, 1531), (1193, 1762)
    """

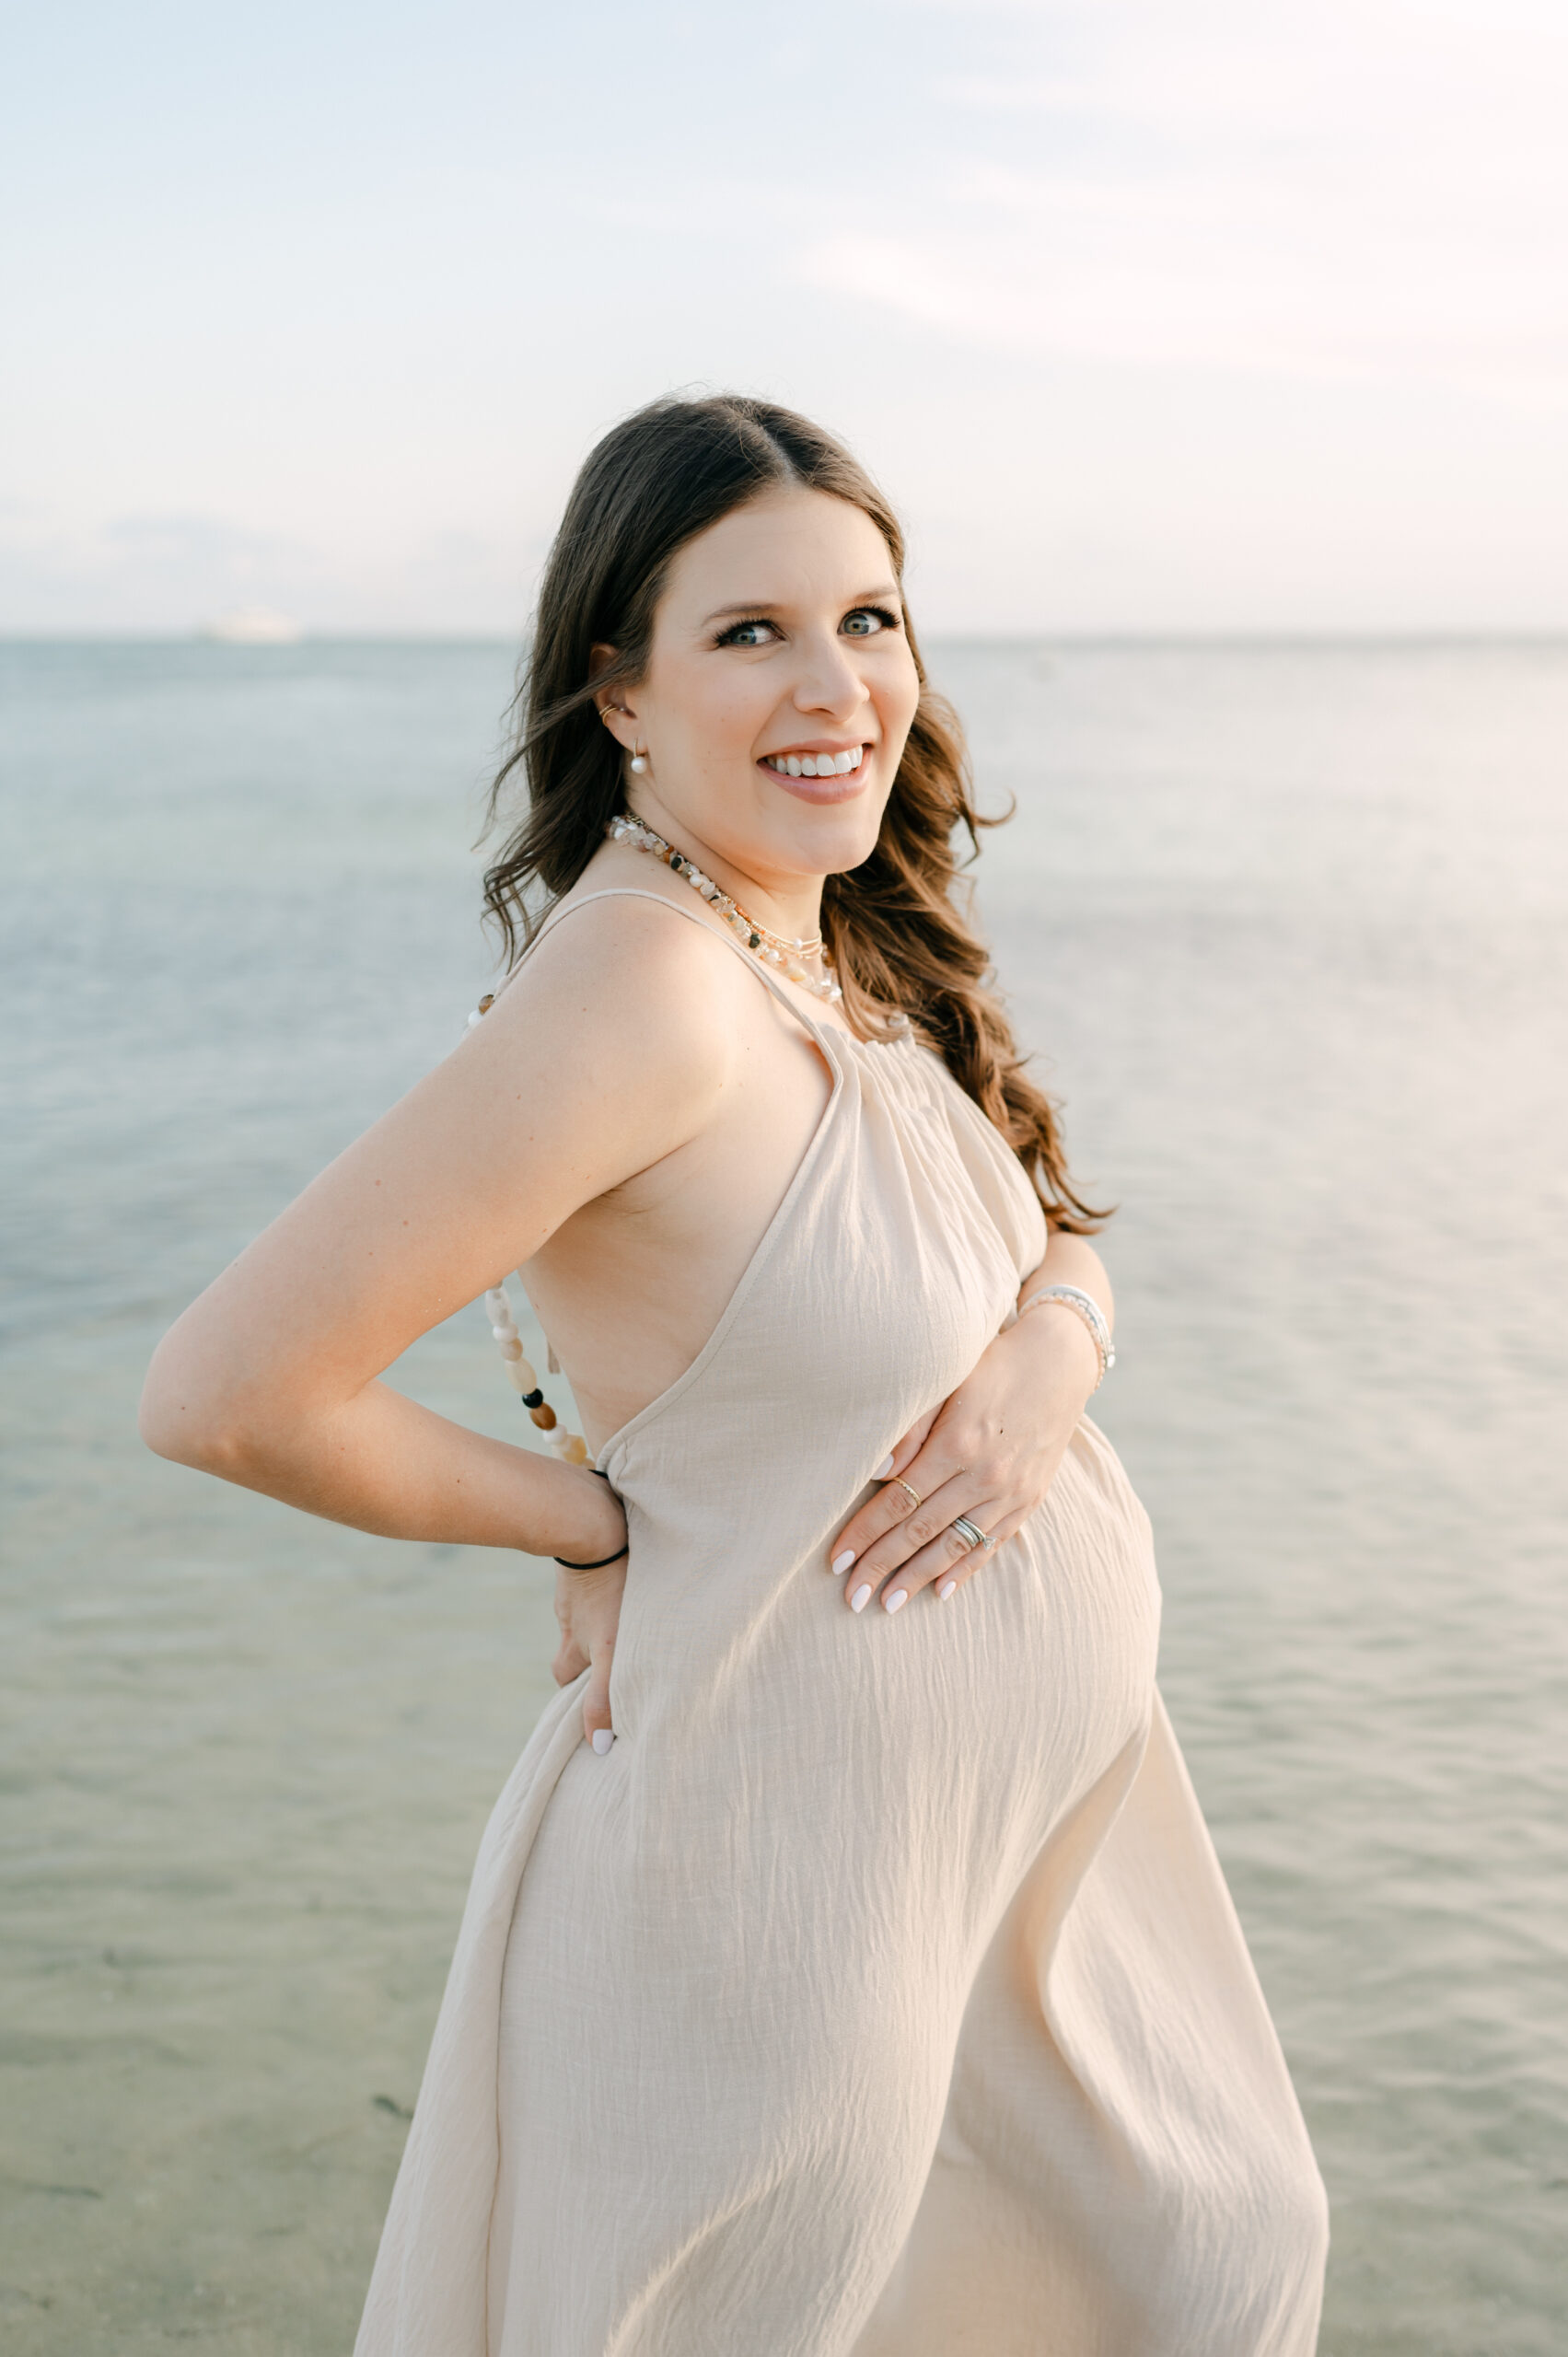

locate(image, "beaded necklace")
(482, 1283), (625, 1572)
(606, 812), (843, 1004)
(482, 1280), (590, 1466)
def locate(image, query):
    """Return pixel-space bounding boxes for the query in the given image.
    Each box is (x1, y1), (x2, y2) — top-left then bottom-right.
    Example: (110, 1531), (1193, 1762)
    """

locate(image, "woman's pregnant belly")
(502, 1414), (1161, 2110)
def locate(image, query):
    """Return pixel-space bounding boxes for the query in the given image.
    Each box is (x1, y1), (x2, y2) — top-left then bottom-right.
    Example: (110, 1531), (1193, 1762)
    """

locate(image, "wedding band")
(950, 1515), (989, 1552)
(883, 1475), (923, 1513)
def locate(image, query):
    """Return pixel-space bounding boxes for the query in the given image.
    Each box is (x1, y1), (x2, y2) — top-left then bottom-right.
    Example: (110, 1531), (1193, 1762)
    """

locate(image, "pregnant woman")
(141, 395), (1328, 2354)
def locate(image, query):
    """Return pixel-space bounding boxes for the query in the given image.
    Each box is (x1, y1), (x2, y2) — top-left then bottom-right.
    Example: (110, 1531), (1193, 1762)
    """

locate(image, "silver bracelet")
(1016, 1283), (1115, 1390)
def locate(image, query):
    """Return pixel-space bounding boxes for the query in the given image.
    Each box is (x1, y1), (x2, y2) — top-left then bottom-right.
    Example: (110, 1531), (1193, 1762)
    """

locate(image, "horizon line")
(4, 627), (1568, 650)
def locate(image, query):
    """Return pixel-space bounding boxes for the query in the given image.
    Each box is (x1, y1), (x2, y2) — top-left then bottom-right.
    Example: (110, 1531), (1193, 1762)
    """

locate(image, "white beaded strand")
(463, 1000), (590, 1459)
(483, 1280), (588, 1464)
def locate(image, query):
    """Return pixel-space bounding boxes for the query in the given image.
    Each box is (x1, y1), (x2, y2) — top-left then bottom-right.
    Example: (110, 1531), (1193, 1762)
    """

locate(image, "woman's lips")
(758, 761), (870, 805)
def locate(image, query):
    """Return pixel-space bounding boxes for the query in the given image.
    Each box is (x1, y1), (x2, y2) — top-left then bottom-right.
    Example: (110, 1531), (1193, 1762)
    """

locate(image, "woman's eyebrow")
(699, 583), (901, 628)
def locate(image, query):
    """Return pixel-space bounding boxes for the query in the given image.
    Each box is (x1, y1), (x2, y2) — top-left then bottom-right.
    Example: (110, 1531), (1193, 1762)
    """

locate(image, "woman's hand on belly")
(826, 1261), (1107, 1618)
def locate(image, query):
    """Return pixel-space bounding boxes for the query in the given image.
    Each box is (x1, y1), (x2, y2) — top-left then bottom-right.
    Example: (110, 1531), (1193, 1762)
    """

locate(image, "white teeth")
(764, 748), (863, 778)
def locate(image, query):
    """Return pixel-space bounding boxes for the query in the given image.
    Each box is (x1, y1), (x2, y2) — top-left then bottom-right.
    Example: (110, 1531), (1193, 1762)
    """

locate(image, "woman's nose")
(794, 633), (870, 716)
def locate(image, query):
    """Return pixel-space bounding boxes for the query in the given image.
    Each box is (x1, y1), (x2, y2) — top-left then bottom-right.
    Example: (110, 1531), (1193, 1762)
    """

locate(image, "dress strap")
(495, 887), (842, 1050)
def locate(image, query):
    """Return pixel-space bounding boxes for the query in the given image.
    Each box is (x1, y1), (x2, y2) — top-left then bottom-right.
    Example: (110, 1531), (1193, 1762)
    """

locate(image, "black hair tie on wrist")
(553, 1468), (625, 1565)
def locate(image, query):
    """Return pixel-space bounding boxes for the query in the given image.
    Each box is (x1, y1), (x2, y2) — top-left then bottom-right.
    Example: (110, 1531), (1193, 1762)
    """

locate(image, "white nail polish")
(884, 1588), (907, 1614)
(873, 1455), (895, 1479)
(936, 1576), (957, 1600)
(850, 1584), (872, 1613)
(831, 1550), (855, 1575)
(591, 1728), (614, 1754)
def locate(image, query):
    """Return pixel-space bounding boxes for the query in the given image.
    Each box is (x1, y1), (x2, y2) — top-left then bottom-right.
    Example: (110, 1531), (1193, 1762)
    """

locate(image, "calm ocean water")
(2, 638), (1565, 2353)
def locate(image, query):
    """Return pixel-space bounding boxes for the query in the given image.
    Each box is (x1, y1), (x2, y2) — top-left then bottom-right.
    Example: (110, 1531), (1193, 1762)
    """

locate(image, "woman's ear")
(590, 645), (642, 748)
(589, 645), (638, 699)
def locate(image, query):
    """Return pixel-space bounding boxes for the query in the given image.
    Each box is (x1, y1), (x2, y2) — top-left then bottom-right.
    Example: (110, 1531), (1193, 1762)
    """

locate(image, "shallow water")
(2, 638), (1565, 2353)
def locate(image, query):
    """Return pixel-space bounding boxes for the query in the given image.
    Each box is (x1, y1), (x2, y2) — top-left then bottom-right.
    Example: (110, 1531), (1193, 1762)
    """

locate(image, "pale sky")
(5, 0), (1566, 633)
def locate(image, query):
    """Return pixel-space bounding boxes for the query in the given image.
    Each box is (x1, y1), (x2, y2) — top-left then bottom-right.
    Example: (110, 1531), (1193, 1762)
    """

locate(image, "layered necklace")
(606, 811), (844, 1005)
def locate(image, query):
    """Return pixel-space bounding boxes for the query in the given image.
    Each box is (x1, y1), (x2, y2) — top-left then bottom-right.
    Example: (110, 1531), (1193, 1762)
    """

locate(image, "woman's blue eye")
(718, 620), (776, 647)
(842, 608), (894, 637)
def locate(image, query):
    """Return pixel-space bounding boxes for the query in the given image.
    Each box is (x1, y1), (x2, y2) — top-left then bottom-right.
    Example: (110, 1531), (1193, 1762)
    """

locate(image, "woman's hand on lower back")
(550, 1471), (630, 1751)
(825, 1259), (1109, 1618)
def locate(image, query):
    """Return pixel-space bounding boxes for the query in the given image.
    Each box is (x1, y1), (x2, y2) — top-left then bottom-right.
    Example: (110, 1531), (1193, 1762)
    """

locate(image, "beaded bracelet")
(1016, 1283), (1116, 1390)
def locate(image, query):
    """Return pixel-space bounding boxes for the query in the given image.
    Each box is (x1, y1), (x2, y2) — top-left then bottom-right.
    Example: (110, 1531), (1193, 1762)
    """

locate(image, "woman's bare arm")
(139, 901), (731, 1567)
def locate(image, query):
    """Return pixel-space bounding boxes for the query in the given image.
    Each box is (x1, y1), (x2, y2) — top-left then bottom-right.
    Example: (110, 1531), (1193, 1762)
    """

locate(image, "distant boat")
(198, 606), (304, 644)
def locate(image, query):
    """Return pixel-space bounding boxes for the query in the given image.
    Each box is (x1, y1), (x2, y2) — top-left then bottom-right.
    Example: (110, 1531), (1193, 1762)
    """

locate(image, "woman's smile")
(760, 740), (870, 800)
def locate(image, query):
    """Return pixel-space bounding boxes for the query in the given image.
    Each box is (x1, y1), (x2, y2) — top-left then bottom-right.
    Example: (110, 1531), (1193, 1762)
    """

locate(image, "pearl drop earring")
(600, 702), (645, 773)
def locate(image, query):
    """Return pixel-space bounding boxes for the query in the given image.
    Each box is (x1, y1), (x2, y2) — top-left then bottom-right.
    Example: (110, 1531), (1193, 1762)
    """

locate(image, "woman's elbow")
(139, 1377), (237, 1473)
(138, 1333), (261, 1477)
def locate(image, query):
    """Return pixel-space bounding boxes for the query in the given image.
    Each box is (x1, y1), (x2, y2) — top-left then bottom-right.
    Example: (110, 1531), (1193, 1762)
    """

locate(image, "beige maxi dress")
(355, 888), (1329, 2357)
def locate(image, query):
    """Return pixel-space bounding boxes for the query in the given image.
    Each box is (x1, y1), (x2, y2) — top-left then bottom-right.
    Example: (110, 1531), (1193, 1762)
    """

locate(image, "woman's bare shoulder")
(469, 885), (748, 1107)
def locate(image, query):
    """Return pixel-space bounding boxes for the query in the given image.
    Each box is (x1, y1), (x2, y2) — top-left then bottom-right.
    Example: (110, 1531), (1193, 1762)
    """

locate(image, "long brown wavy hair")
(482, 393), (1106, 1232)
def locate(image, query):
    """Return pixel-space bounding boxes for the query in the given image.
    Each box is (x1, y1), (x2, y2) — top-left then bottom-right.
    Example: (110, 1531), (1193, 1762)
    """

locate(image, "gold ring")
(883, 1475), (923, 1514)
